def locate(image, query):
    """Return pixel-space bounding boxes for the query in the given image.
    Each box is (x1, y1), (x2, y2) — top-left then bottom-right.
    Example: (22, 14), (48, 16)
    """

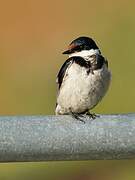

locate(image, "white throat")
(69, 49), (100, 59)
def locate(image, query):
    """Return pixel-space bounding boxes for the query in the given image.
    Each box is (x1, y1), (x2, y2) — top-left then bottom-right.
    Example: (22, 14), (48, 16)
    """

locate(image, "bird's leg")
(69, 109), (85, 123)
(85, 111), (99, 119)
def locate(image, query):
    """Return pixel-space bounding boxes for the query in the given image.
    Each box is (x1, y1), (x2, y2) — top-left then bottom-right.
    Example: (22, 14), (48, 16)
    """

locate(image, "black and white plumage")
(55, 36), (111, 118)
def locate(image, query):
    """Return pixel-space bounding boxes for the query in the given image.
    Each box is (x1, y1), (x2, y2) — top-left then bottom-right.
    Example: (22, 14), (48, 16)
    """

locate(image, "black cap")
(63, 36), (99, 54)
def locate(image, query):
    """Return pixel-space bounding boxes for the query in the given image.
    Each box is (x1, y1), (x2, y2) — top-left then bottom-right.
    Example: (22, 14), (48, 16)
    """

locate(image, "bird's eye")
(80, 45), (83, 48)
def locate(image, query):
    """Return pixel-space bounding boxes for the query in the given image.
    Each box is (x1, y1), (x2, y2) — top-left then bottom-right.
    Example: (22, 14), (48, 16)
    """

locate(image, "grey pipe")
(0, 114), (134, 162)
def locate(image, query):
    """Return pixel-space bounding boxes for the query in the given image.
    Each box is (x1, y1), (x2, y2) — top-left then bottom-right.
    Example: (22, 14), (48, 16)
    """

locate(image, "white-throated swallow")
(55, 36), (111, 121)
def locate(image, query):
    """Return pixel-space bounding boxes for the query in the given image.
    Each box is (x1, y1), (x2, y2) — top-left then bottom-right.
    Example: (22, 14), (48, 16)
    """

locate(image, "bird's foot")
(85, 112), (99, 119)
(70, 112), (85, 123)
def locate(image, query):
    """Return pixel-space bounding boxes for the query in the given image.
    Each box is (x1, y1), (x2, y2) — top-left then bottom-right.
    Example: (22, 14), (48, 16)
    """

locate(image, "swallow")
(55, 36), (111, 121)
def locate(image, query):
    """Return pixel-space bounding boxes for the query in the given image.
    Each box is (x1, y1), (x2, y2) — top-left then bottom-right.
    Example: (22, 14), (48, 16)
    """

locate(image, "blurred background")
(0, 0), (135, 179)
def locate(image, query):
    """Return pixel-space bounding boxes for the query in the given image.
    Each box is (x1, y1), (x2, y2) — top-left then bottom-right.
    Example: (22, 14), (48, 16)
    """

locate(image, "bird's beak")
(62, 49), (71, 54)
(62, 43), (77, 54)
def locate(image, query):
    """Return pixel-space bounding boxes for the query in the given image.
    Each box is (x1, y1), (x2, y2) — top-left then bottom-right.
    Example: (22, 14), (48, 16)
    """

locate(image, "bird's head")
(62, 36), (100, 58)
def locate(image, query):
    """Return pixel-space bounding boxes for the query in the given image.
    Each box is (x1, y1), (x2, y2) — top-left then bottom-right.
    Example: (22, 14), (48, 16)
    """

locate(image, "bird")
(55, 36), (111, 121)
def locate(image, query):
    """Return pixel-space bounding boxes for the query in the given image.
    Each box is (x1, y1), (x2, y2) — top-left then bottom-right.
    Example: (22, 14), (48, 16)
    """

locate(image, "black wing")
(56, 56), (90, 89)
(56, 57), (73, 89)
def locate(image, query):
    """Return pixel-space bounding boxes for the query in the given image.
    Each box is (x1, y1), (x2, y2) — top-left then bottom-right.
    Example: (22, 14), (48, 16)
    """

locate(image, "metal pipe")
(0, 114), (134, 162)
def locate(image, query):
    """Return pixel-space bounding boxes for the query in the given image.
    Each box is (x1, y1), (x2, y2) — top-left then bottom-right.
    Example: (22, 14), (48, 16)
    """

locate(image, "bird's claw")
(71, 112), (86, 123)
(85, 112), (99, 119)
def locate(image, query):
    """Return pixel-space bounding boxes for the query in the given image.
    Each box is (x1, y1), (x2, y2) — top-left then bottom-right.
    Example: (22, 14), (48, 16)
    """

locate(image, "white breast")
(56, 62), (111, 114)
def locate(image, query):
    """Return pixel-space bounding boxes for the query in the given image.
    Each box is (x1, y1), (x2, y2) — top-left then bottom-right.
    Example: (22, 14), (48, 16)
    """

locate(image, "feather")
(56, 56), (91, 89)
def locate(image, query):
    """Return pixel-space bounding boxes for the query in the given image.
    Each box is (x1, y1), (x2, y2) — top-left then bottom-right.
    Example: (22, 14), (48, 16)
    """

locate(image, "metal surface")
(0, 114), (134, 162)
